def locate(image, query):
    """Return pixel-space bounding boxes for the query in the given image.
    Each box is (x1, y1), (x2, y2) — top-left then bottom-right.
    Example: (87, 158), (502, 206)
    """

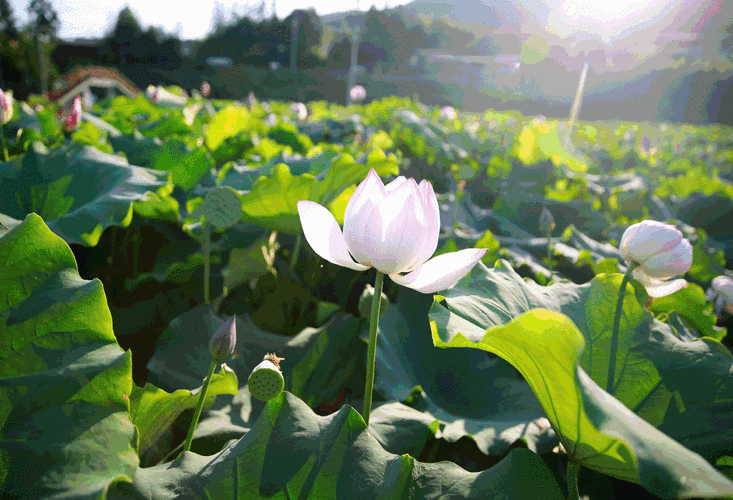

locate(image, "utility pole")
(290, 14), (300, 73)
(37, 34), (49, 96)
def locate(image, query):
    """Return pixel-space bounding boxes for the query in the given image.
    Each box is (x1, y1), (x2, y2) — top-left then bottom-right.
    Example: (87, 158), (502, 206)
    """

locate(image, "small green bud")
(209, 315), (237, 362)
(539, 206), (555, 233)
(248, 353), (285, 401)
(358, 284), (389, 319)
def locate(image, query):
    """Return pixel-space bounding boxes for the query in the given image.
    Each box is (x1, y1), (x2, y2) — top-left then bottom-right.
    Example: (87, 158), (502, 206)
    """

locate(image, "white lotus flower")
(711, 276), (733, 315)
(619, 220), (693, 298)
(297, 169), (487, 294)
(1, 88), (14, 124)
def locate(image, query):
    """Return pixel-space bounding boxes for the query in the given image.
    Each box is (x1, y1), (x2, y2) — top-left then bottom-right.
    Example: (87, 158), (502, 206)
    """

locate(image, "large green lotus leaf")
(151, 139), (213, 191)
(495, 190), (608, 240)
(0, 142), (175, 246)
(240, 163), (315, 234)
(431, 308), (733, 498)
(428, 261), (733, 433)
(372, 288), (556, 457)
(109, 129), (164, 168)
(205, 105), (251, 151)
(130, 364), (239, 457)
(0, 214), (138, 499)
(309, 149), (400, 208)
(107, 394), (563, 500)
(650, 282), (724, 341)
(238, 152), (399, 234)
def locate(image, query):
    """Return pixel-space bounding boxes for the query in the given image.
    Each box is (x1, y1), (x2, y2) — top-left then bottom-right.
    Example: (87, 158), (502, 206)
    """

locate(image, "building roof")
(46, 66), (141, 103)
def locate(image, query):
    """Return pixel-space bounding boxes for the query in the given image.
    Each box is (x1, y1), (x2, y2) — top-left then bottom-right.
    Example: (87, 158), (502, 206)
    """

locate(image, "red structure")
(46, 66), (140, 106)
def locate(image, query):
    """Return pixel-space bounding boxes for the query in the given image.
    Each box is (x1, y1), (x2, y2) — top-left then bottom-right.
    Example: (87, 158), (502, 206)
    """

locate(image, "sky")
(9, 0), (409, 40)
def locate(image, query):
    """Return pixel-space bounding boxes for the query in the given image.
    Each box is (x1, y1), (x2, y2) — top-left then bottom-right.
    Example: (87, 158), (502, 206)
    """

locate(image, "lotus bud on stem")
(183, 315), (237, 453)
(610, 220), (693, 393)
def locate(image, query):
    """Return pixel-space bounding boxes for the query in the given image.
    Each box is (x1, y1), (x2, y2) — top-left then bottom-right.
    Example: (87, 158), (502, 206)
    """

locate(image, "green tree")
(0, 0), (18, 37)
(26, 0), (58, 37)
(104, 6), (144, 66)
(285, 9), (324, 69)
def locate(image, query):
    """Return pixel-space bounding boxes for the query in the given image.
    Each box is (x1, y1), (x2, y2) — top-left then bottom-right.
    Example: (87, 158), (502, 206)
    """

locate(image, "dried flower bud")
(358, 284), (389, 319)
(539, 206), (555, 233)
(209, 315), (237, 362)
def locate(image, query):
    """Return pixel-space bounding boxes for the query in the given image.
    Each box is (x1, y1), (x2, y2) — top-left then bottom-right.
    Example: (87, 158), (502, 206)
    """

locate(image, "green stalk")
(0, 122), (9, 162)
(183, 359), (217, 453)
(204, 220), (211, 305)
(362, 270), (384, 426)
(567, 461), (580, 500)
(607, 261), (639, 394)
(545, 227), (553, 276)
(290, 232), (302, 269)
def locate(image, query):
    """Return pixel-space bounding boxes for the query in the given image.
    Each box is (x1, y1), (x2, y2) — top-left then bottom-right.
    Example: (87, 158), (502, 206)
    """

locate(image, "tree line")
(0, 0), (503, 99)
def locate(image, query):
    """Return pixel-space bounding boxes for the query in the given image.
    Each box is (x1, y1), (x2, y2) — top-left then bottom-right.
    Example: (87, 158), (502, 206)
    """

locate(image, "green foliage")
(432, 305), (733, 497)
(0, 214), (138, 498)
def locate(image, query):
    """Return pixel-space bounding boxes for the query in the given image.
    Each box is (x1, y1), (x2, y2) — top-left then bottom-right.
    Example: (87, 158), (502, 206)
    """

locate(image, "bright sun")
(545, 0), (673, 42)
(563, 0), (658, 23)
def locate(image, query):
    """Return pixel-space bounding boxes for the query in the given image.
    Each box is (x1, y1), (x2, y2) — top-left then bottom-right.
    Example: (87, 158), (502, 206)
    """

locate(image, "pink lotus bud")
(349, 85), (366, 103)
(711, 276), (733, 315)
(201, 81), (211, 97)
(0, 88), (13, 125)
(291, 102), (307, 121)
(57, 95), (82, 132)
(539, 206), (555, 232)
(209, 315), (237, 362)
(619, 220), (693, 298)
(440, 105), (457, 120)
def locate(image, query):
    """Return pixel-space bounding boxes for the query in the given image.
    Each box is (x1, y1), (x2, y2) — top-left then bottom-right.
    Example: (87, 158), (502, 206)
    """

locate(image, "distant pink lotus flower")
(57, 95), (82, 132)
(0, 88), (13, 125)
(291, 102), (307, 121)
(202, 81), (211, 97)
(350, 85), (366, 103)
(440, 105), (457, 120)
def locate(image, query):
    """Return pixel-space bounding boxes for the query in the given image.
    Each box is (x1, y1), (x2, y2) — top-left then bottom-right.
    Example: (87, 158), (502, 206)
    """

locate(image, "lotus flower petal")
(641, 238), (693, 279)
(620, 220), (683, 263)
(390, 248), (488, 294)
(343, 169), (386, 266)
(297, 200), (368, 271)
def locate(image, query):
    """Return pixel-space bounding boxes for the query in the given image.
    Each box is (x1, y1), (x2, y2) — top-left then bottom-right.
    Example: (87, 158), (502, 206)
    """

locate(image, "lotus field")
(3, 86), (733, 500)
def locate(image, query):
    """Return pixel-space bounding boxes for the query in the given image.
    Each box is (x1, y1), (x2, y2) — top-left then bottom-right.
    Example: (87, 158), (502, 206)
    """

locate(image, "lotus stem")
(567, 460), (580, 500)
(362, 270), (384, 426)
(290, 232), (302, 269)
(204, 220), (211, 305)
(0, 123), (8, 162)
(545, 228), (553, 276)
(607, 261), (639, 394)
(183, 359), (217, 453)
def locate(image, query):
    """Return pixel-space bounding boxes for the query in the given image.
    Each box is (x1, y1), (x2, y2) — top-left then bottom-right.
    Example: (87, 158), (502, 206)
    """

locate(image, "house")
(46, 66), (140, 106)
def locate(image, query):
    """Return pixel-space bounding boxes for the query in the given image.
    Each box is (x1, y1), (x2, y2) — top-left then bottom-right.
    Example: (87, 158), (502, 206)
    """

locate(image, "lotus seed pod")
(539, 206), (555, 232)
(209, 315), (237, 362)
(248, 353), (285, 401)
(358, 284), (389, 319)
